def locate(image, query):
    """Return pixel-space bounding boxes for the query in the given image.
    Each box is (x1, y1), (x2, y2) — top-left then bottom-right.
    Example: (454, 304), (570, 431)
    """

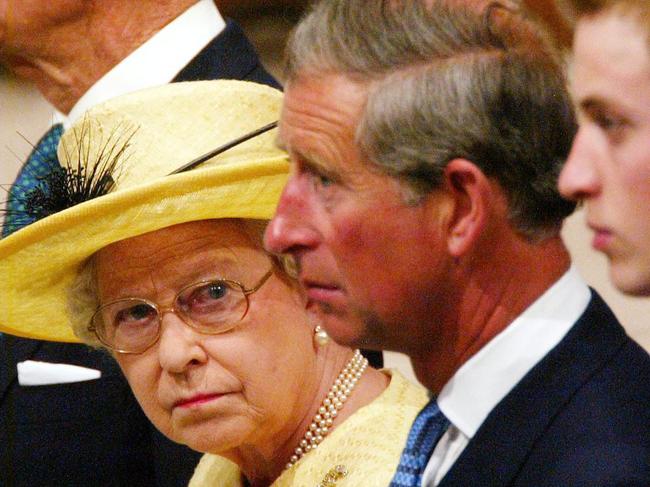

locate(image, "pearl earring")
(314, 325), (330, 347)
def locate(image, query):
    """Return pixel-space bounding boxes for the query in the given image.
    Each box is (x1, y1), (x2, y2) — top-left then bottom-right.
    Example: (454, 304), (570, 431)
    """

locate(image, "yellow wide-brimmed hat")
(0, 80), (288, 342)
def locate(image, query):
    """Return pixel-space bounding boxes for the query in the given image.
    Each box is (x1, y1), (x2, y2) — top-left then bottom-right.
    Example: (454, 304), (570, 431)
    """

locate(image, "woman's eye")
(207, 282), (228, 300)
(181, 281), (236, 318)
(188, 282), (230, 307)
(115, 303), (156, 326)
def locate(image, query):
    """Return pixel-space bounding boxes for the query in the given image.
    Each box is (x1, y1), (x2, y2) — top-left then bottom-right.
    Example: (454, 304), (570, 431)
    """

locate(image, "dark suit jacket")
(0, 20), (277, 487)
(439, 290), (650, 487)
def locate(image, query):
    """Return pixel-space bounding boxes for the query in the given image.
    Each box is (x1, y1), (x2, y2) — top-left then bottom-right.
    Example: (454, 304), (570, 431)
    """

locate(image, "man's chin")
(610, 261), (650, 297)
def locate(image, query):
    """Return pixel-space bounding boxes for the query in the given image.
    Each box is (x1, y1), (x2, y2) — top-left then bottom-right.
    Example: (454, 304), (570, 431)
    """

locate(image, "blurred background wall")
(1, 2), (647, 383)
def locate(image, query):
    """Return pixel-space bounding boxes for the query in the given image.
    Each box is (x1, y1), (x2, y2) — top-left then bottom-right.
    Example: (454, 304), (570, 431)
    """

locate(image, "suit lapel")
(0, 335), (43, 403)
(439, 291), (628, 487)
(173, 20), (280, 88)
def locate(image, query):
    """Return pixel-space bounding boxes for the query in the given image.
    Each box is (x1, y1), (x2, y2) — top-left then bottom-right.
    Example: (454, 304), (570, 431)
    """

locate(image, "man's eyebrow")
(300, 154), (343, 183)
(273, 138), (341, 179)
(578, 95), (624, 118)
(579, 96), (606, 113)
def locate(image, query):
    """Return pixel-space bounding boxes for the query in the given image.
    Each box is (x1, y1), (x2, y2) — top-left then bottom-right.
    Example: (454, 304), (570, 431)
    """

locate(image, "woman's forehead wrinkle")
(99, 248), (246, 303)
(97, 231), (246, 294)
(106, 223), (245, 265)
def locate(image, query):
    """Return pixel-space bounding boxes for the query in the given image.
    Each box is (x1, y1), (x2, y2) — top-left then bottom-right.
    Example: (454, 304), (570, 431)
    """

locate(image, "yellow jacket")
(189, 370), (428, 486)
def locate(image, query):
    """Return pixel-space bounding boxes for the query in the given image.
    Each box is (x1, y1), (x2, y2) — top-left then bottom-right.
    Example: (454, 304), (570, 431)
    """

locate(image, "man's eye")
(588, 108), (628, 142)
(307, 167), (335, 190)
(316, 173), (333, 187)
(596, 113), (622, 131)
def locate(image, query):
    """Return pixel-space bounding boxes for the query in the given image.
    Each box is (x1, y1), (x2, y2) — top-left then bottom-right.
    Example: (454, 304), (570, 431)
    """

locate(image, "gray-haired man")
(265, 1), (650, 485)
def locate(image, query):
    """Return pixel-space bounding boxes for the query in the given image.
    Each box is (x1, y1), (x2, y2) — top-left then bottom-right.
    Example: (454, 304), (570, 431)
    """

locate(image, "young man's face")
(559, 13), (650, 295)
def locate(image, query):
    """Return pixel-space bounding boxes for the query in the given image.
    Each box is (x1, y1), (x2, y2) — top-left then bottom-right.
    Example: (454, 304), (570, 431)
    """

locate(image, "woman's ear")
(442, 158), (493, 257)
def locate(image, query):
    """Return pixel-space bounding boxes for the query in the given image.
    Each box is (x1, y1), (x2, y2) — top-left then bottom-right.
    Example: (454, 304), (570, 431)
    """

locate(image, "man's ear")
(442, 158), (493, 257)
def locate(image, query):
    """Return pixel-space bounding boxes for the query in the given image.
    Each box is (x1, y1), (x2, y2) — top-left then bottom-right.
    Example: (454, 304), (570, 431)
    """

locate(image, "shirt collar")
(438, 266), (591, 439)
(59, 0), (224, 127)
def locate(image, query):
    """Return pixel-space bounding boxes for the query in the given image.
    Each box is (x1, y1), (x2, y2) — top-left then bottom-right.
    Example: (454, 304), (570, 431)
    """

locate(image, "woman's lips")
(174, 393), (223, 409)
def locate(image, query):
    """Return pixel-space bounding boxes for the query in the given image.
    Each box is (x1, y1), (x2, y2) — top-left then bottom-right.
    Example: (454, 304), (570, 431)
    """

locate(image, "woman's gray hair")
(285, 0), (577, 241)
(68, 254), (102, 346)
(66, 218), (292, 348)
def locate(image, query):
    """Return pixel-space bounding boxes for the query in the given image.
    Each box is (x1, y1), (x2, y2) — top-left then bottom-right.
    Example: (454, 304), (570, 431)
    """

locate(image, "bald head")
(0, 0), (199, 111)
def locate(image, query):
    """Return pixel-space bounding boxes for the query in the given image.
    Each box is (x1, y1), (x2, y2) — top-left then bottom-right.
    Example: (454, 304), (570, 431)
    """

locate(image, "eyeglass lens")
(92, 279), (248, 352)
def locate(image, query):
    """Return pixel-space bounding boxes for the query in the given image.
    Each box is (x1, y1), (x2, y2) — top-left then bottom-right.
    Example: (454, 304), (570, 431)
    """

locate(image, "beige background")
(1, 7), (648, 384)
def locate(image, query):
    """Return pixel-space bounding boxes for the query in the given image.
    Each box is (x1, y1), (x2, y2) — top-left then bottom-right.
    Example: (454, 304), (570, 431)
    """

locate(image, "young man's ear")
(442, 158), (493, 257)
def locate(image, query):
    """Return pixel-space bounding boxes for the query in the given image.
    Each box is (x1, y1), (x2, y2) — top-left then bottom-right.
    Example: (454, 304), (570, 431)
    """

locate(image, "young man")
(558, 0), (650, 296)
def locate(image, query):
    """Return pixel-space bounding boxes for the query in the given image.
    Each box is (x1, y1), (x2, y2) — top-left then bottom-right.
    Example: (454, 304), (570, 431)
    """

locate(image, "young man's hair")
(561, 0), (650, 46)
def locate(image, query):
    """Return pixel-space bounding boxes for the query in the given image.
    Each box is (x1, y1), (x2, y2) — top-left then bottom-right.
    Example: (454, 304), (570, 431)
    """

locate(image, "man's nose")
(558, 126), (602, 201)
(265, 176), (320, 255)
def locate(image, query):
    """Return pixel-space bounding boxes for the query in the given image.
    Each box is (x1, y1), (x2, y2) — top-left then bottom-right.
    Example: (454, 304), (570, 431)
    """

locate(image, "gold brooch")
(316, 465), (348, 487)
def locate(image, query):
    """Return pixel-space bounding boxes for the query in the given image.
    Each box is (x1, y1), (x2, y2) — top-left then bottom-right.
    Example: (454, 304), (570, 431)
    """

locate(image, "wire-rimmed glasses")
(89, 269), (273, 354)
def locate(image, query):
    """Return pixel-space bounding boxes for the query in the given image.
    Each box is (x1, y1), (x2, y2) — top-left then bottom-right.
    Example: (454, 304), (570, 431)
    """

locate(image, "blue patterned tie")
(2, 123), (64, 237)
(390, 397), (450, 487)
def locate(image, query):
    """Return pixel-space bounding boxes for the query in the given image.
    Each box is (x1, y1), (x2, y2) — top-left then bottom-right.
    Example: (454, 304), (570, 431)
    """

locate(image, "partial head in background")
(558, 0), (650, 295)
(0, 0), (197, 112)
(265, 0), (576, 390)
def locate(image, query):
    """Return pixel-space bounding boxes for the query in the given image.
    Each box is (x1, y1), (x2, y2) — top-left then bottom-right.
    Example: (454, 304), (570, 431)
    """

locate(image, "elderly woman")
(0, 80), (427, 486)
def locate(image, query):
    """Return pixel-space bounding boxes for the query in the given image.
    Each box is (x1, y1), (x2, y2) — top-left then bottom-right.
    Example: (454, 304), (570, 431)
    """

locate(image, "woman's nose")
(157, 312), (207, 373)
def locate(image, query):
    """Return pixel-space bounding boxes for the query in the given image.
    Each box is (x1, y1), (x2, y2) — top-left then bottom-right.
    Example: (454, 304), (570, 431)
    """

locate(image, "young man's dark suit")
(0, 21), (277, 487)
(438, 290), (650, 487)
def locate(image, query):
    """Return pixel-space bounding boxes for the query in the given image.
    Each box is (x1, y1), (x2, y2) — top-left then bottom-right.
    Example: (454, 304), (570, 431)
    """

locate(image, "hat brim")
(0, 156), (288, 342)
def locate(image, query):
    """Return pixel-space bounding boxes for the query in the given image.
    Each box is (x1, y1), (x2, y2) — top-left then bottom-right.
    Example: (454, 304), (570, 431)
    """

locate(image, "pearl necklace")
(285, 349), (369, 470)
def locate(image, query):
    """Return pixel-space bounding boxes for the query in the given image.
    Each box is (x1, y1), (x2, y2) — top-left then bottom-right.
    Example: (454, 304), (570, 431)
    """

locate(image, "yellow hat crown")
(0, 80), (289, 342)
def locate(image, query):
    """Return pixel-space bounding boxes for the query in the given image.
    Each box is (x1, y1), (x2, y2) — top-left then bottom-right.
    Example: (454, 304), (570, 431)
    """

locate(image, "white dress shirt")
(422, 266), (591, 486)
(57, 0), (225, 127)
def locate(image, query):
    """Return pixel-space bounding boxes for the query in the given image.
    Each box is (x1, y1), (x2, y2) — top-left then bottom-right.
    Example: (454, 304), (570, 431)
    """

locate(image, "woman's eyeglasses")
(89, 269), (273, 354)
